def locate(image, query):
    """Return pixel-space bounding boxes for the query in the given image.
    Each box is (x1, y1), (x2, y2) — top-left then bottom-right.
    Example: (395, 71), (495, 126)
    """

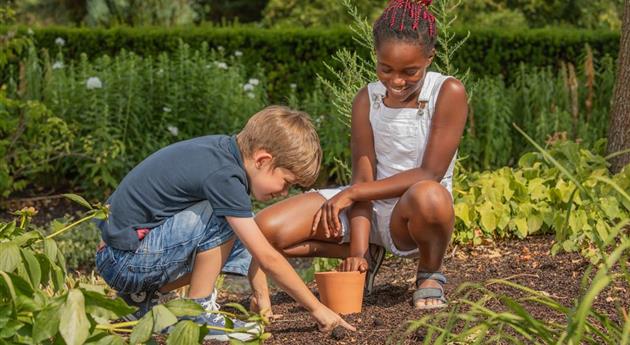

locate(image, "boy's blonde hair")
(237, 105), (322, 187)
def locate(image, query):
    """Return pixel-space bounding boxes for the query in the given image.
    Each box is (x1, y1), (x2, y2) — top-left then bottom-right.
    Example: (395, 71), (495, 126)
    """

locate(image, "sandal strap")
(412, 287), (446, 301)
(415, 272), (447, 287)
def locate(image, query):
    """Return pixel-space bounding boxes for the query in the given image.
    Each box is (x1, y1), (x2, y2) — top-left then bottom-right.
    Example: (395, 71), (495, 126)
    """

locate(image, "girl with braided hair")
(252, 0), (467, 312)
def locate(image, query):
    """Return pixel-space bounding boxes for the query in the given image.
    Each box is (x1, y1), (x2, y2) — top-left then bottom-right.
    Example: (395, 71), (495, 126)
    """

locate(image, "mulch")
(217, 235), (629, 345)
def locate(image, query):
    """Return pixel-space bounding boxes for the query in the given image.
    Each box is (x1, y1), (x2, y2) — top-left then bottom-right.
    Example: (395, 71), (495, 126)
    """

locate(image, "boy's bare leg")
(159, 237), (236, 298)
(188, 237), (236, 298)
(389, 180), (454, 308)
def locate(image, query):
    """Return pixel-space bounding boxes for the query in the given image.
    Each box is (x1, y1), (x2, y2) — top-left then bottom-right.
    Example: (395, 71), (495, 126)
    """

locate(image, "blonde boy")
(95, 106), (354, 341)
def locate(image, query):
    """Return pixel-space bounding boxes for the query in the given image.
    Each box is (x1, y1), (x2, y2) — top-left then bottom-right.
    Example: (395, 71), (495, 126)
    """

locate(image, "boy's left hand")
(338, 257), (368, 272)
(250, 293), (283, 321)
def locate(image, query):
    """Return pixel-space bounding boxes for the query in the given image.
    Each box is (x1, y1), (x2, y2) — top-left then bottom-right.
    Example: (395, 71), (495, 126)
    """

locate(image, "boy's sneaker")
(187, 290), (262, 342)
(365, 244), (386, 295)
(118, 290), (178, 321)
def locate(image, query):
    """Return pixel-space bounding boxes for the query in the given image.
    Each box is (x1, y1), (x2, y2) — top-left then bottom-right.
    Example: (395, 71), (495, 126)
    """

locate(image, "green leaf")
(93, 334), (126, 345)
(0, 319), (23, 338)
(83, 290), (135, 319)
(527, 214), (543, 234)
(166, 321), (200, 345)
(224, 303), (249, 316)
(513, 217), (528, 238)
(478, 202), (497, 232)
(152, 304), (178, 333)
(0, 242), (20, 272)
(12, 231), (42, 247)
(164, 298), (203, 317)
(63, 194), (93, 210)
(130, 309), (154, 345)
(59, 289), (90, 345)
(454, 202), (471, 227)
(20, 249), (41, 288)
(0, 222), (17, 239)
(43, 239), (58, 264)
(33, 302), (62, 343)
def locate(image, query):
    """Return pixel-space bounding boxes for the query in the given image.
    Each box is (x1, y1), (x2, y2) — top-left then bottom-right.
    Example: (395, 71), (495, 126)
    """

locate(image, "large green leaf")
(20, 249), (41, 288)
(164, 299), (203, 317)
(152, 304), (178, 333)
(0, 242), (20, 272)
(83, 290), (135, 319)
(0, 319), (23, 338)
(12, 231), (42, 247)
(59, 289), (90, 345)
(43, 239), (58, 264)
(33, 302), (62, 343)
(130, 309), (154, 345)
(166, 321), (200, 345)
(93, 334), (126, 345)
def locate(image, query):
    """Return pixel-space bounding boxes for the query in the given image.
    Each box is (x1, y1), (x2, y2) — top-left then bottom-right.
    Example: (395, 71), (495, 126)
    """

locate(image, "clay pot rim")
(314, 271), (366, 276)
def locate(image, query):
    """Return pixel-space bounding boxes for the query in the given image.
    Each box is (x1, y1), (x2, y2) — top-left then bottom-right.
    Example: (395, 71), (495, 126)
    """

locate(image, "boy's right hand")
(338, 257), (368, 272)
(312, 305), (356, 332)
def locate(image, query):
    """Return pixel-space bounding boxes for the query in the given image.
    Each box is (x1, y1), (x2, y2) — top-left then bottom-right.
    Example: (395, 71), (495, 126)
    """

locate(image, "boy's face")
(249, 152), (296, 201)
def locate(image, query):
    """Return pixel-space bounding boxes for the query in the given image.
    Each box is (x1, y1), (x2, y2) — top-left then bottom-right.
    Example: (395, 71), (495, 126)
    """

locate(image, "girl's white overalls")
(318, 71), (456, 257)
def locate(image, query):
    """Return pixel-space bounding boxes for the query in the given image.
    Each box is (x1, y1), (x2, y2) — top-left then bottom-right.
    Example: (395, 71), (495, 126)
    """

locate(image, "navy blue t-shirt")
(101, 135), (252, 250)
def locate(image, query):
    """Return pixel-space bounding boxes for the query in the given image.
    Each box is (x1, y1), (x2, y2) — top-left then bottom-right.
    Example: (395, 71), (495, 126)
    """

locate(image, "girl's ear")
(426, 48), (436, 67)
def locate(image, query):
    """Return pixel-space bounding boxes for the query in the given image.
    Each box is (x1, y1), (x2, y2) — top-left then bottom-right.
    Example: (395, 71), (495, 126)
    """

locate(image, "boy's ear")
(252, 149), (273, 169)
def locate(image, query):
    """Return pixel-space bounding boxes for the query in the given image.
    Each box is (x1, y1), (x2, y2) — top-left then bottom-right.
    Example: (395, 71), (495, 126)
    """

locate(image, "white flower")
(217, 46), (224, 51)
(167, 125), (179, 136)
(215, 62), (228, 70)
(27, 28), (34, 35)
(52, 61), (64, 69)
(86, 77), (102, 90)
(290, 83), (297, 89)
(234, 50), (243, 57)
(243, 83), (254, 92)
(163, 107), (171, 113)
(55, 37), (65, 46)
(248, 78), (259, 86)
(247, 92), (255, 99)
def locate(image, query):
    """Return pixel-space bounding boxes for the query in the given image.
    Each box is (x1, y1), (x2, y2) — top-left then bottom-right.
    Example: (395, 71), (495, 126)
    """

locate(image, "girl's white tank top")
(367, 71), (456, 230)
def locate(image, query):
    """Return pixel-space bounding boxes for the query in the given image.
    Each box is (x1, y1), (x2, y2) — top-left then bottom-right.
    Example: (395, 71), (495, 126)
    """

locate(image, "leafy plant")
(0, 194), (270, 344)
(453, 138), (630, 262)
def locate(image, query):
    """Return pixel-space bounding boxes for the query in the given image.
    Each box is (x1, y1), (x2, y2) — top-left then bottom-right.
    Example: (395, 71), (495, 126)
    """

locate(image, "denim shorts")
(95, 201), (252, 294)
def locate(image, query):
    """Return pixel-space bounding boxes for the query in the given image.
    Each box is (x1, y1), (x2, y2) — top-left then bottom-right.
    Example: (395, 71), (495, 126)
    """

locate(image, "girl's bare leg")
(256, 192), (346, 256)
(389, 180), (454, 308)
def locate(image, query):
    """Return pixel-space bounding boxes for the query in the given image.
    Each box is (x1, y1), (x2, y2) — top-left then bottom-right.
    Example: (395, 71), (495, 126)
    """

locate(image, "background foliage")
(2, 26), (619, 100)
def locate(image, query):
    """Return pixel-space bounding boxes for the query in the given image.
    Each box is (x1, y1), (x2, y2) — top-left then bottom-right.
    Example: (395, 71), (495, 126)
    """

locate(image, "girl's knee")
(404, 180), (453, 223)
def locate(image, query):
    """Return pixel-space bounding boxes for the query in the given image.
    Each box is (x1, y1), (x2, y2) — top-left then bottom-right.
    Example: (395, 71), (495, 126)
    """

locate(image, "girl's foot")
(413, 272), (447, 310)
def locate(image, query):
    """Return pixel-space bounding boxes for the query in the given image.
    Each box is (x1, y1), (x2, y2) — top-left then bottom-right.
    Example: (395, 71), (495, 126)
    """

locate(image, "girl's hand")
(312, 305), (356, 332)
(338, 257), (368, 272)
(311, 189), (355, 238)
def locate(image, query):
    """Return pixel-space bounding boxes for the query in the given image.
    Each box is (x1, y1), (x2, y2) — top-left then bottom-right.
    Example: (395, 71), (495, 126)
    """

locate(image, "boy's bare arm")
(227, 216), (355, 332)
(247, 259), (275, 317)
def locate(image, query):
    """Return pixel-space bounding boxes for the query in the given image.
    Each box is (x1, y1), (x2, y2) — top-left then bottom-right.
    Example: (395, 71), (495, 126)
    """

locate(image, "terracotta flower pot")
(315, 271), (366, 315)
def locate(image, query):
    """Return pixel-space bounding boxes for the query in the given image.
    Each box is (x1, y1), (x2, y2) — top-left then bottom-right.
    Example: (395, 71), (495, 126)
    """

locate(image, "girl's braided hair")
(373, 0), (436, 54)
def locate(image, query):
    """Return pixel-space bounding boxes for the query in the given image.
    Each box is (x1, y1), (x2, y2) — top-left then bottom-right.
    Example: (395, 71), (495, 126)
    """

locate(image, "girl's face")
(375, 40), (434, 106)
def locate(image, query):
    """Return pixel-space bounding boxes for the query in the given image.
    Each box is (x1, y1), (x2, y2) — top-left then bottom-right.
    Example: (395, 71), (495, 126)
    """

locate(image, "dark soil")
(218, 236), (629, 345)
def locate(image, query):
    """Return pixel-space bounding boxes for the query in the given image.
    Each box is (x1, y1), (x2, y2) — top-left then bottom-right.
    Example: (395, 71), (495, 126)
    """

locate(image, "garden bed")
(218, 235), (628, 344)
